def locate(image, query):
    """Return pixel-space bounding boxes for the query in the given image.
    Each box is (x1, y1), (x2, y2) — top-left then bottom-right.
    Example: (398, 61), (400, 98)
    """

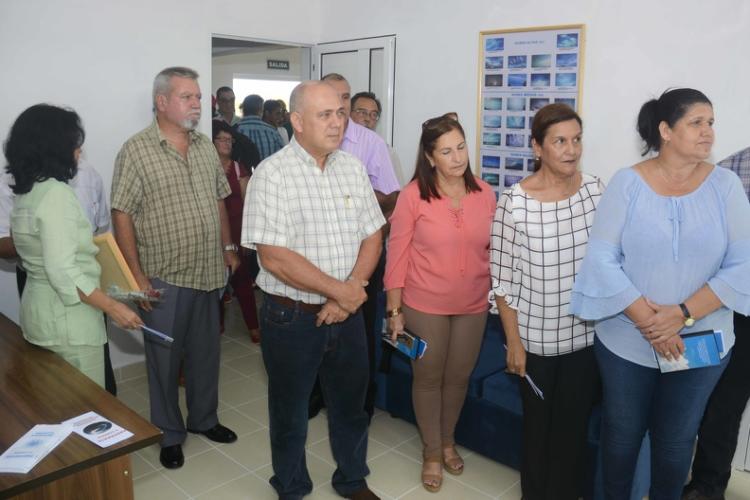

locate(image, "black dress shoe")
(159, 444), (184, 469)
(187, 423), (237, 443)
(346, 486), (380, 500)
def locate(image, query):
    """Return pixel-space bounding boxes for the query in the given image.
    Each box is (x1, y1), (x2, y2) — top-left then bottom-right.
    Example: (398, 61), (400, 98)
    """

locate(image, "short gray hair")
(321, 72), (347, 83)
(153, 66), (199, 104)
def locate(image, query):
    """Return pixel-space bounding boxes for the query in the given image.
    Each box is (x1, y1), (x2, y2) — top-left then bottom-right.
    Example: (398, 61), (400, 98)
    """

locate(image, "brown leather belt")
(266, 293), (323, 314)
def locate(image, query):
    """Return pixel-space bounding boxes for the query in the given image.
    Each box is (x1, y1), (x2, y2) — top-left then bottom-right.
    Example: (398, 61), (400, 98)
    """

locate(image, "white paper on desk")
(62, 411), (133, 448)
(0, 424), (72, 474)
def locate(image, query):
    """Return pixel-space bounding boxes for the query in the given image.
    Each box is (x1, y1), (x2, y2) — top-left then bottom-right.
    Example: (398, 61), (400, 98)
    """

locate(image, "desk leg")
(12, 454), (134, 500)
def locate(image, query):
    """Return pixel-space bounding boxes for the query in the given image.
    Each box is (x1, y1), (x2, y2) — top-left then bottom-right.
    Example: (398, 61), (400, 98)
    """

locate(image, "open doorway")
(211, 36), (311, 118)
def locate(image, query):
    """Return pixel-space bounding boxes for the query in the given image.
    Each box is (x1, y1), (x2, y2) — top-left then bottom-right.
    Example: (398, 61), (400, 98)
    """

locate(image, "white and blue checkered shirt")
(241, 138), (385, 304)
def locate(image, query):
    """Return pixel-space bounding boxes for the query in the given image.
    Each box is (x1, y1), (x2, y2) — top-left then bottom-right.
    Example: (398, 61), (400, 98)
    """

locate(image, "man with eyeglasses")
(215, 86), (240, 126)
(351, 91), (408, 187)
(350, 92), (382, 131)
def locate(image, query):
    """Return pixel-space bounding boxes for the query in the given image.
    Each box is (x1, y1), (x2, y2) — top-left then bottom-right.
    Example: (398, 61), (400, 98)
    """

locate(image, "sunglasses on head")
(422, 112), (459, 129)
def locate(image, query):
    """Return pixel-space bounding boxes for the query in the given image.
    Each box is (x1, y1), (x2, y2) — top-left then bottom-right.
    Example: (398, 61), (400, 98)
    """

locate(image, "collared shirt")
(341, 119), (400, 195)
(241, 138), (386, 304)
(69, 161), (110, 233)
(1, 164), (109, 242)
(217, 113), (241, 126)
(235, 116), (284, 160)
(111, 120), (231, 291)
(719, 146), (750, 199)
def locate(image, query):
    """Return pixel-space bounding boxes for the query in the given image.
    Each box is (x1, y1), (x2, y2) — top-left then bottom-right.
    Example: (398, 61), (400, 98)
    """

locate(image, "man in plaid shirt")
(236, 94), (284, 161)
(683, 146), (750, 500)
(242, 80), (384, 500)
(112, 66), (240, 470)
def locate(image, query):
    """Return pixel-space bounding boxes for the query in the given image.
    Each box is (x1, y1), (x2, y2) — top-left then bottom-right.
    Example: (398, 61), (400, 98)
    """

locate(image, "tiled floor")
(114, 302), (750, 499)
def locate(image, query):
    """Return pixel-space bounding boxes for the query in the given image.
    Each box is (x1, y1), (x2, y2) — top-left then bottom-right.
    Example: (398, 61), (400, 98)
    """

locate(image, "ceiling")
(212, 37), (296, 57)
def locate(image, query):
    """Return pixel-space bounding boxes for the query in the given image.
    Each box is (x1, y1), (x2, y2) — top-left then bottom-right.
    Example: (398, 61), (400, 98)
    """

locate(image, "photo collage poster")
(477, 25), (584, 195)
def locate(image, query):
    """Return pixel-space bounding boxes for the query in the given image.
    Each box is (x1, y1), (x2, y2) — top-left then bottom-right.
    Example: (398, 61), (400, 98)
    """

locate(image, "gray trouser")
(141, 278), (221, 447)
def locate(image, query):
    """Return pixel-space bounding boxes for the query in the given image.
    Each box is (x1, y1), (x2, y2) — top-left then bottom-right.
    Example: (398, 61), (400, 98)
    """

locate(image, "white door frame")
(312, 35), (397, 146)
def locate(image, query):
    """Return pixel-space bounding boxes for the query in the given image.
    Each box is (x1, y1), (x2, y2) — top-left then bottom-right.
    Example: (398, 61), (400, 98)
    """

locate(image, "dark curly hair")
(4, 104), (85, 195)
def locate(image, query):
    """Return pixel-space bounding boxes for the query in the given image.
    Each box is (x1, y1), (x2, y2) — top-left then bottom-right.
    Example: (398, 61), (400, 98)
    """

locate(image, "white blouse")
(491, 173), (603, 356)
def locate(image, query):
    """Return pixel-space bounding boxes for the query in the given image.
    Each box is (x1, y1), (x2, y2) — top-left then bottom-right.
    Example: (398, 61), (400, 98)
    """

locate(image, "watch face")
(685, 317), (695, 327)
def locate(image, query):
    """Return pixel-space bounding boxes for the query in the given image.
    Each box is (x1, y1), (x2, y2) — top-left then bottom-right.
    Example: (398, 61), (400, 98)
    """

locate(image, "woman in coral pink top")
(384, 113), (496, 493)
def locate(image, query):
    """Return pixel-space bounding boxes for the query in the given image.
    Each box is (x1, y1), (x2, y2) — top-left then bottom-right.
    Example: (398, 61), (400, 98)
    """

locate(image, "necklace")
(656, 160), (695, 187)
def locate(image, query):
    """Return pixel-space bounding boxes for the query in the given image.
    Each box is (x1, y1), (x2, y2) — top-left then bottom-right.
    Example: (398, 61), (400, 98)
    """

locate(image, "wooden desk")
(0, 314), (161, 499)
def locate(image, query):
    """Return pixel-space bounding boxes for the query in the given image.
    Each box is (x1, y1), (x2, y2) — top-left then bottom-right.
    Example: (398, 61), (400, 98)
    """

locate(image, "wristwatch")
(223, 243), (238, 252)
(386, 306), (402, 318)
(679, 303), (695, 327)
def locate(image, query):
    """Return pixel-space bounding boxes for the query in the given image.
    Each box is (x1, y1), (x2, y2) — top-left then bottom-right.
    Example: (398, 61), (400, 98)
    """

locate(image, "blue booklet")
(654, 330), (722, 373)
(382, 329), (428, 360)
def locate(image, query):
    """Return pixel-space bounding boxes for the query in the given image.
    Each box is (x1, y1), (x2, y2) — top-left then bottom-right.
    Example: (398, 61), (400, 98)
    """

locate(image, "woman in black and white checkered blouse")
(490, 103), (603, 500)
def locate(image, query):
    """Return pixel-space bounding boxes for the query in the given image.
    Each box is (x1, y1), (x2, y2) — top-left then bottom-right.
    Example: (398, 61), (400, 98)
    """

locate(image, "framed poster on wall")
(476, 24), (585, 195)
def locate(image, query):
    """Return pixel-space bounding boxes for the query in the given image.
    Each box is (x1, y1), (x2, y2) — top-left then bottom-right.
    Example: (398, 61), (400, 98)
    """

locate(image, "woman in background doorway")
(212, 120), (260, 343)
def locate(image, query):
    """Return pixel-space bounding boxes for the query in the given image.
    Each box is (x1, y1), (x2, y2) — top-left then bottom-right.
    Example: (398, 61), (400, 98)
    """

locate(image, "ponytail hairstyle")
(636, 88), (711, 156)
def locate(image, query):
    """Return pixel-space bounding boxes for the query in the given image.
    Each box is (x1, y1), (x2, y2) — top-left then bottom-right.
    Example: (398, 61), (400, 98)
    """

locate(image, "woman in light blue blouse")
(570, 88), (750, 500)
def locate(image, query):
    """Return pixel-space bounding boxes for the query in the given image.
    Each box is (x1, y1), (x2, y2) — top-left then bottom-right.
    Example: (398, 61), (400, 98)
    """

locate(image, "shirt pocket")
(334, 193), (361, 236)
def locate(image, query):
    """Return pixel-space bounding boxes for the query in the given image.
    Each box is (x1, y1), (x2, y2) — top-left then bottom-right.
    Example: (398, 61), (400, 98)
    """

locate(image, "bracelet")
(386, 306), (402, 318)
(347, 276), (369, 287)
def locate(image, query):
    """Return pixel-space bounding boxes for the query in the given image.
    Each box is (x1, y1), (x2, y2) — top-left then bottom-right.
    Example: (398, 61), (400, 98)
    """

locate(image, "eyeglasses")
(217, 97), (235, 103)
(352, 108), (380, 120)
(214, 137), (234, 144)
(422, 112), (459, 129)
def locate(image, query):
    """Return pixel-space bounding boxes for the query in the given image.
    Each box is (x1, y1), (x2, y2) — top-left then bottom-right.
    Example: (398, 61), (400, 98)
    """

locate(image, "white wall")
(0, 0), (321, 366)
(317, 0), (750, 182)
(2, 0), (750, 367)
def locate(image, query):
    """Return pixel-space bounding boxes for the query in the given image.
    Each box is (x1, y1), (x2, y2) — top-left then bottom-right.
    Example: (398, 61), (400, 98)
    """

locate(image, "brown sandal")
(442, 446), (464, 475)
(421, 458), (443, 493)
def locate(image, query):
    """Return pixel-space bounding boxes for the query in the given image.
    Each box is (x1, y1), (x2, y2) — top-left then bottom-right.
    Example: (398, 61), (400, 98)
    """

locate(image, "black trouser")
(520, 347), (600, 500)
(309, 246), (386, 420)
(689, 312), (750, 497)
(16, 266), (117, 396)
(361, 247), (386, 417)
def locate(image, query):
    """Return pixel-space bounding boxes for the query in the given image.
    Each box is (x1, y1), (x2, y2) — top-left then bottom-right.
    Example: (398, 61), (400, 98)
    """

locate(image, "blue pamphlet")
(654, 330), (721, 373)
(382, 329), (428, 360)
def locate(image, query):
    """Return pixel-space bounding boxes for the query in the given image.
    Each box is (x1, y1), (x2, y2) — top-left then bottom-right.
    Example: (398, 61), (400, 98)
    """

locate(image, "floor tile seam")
(148, 469), (194, 499)
(305, 445), (336, 468)
(443, 473), (499, 498)
(388, 447), (422, 466)
(494, 478), (520, 499)
(188, 470), (257, 498)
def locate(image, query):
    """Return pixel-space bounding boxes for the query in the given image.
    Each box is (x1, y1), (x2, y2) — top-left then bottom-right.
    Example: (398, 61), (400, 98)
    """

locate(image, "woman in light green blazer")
(5, 104), (142, 387)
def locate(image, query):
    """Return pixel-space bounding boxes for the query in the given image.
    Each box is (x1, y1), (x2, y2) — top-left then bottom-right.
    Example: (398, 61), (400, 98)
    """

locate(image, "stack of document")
(0, 411), (134, 475)
(0, 424), (72, 474)
(654, 330), (724, 373)
(382, 329), (428, 360)
(63, 411), (133, 448)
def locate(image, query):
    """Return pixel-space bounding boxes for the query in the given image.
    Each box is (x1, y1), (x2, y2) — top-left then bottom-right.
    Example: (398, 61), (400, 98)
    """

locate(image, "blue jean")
(260, 294), (370, 499)
(595, 339), (730, 500)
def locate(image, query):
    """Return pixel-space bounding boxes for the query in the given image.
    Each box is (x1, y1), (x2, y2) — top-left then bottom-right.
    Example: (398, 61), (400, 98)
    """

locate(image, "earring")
(535, 156), (540, 161)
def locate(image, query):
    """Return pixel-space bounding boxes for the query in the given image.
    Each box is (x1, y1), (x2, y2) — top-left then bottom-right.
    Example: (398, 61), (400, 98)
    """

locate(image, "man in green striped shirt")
(111, 66), (240, 470)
